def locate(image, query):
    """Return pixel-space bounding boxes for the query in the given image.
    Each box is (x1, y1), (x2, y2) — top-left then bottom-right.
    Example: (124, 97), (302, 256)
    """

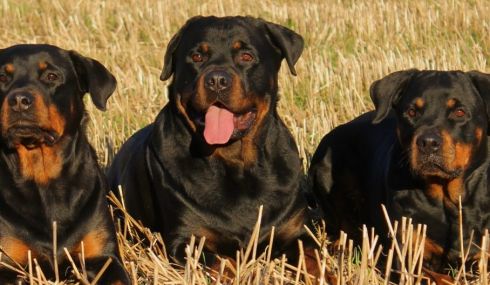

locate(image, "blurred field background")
(1, 0), (490, 284)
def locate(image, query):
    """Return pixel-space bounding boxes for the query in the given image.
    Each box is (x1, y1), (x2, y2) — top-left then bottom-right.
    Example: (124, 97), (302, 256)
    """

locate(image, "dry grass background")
(1, 0), (490, 284)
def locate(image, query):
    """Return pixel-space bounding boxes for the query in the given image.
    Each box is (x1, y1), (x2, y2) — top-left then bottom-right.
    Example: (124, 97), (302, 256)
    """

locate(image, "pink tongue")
(204, 105), (235, 145)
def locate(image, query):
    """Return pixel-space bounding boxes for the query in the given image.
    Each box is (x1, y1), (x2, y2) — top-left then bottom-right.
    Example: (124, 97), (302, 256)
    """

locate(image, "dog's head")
(160, 16), (303, 146)
(0, 44), (116, 149)
(371, 70), (490, 180)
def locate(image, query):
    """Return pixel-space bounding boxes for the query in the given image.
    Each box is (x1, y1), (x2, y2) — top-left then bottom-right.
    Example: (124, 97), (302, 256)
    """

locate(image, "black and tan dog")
(108, 16), (321, 272)
(0, 44), (129, 284)
(309, 69), (490, 282)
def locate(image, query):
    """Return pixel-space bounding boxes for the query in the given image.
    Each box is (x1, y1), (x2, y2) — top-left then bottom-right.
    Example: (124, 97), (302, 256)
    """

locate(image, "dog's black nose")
(8, 92), (33, 112)
(416, 132), (442, 154)
(204, 70), (232, 92)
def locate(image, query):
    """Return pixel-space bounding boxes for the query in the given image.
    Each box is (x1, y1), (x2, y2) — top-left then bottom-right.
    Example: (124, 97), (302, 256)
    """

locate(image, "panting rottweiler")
(108, 16), (321, 274)
(309, 69), (490, 282)
(0, 45), (129, 284)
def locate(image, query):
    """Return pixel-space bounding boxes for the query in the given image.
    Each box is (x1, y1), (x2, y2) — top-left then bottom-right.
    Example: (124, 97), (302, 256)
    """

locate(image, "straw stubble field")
(1, 0), (490, 284)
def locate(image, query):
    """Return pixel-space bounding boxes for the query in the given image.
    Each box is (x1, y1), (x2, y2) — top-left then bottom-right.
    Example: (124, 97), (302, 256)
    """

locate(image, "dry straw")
(4, 193), (488, 284)
(0, 0), (489, 283)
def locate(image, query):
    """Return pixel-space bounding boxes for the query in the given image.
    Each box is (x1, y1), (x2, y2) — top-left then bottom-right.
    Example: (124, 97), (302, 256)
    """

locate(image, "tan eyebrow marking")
(446, 98), (456, 108)
(38, 61), (48, 70)
(200, 43), (209, 53)
(415, 97), (425, 108)
(5, 63), (15, 73)
(232, 41), (242, 49)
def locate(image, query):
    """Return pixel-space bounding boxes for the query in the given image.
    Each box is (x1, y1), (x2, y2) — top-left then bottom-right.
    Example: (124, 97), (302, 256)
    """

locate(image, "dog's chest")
(390, 181), (490, 262)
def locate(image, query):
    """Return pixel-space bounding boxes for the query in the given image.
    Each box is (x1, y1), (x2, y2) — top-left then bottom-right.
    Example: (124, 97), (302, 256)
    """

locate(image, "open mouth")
(5, 122), (59, 148)
(191, 104), (257, 145)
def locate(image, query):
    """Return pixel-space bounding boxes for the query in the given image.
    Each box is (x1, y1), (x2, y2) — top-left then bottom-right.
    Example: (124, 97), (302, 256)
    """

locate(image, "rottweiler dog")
(309, 69), (490, 282)
(0, 44), (129, 284)
(108, 16), (320, 271)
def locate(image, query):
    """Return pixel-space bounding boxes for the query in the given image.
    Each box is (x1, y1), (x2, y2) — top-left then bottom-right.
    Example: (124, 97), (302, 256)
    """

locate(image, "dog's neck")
(424, 177), (465, 206)
(2, 129), (95, 187)
(14, 141), (67, 186)
(210, 138), (255, 168)
(0, 129), (102, 230)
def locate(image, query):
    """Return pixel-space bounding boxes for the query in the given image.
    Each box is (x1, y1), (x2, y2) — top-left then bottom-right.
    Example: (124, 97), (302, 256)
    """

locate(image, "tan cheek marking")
(415, 97), (425, 108)
(194, 74), (209, 109)
(32, 92), (66, 135)
(26, 92), (66, 136)
(0, 237), (32, 265)
(410, 135), (419, 171)
(452, 143), (472, 169)
(5, 63), (15, 73)
(47, 105), (66, 136)
(441, 130), (454, 168)
(33, 92), (50, 125)
(1, 95), (10, 136)
(241, 97), (270, 168)
(73, 229), (108, 259)
(228, 73), (246, 107)
(446, 98), (456, 108)
(475, 127), (483, 145)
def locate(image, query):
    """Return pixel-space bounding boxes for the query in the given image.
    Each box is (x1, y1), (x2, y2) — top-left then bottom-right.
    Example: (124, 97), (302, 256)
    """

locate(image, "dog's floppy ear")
(160, 16), (203, 81)
(467, 70), (490, 130)
(69, 51), (117, 111)
(370, 69), (418, 124)
(264, 20), (304, 76)
(159, 30), (183, 81)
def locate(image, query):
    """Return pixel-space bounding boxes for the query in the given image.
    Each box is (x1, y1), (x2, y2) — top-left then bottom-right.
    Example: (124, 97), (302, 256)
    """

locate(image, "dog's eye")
(46, 73), (59, 81)
(453, 108), (466, 117)
(240, 53), (254, 62)
(191, 53), (203, 63)
(0, 74), (9, 83)
(406, 108), (417, 118)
